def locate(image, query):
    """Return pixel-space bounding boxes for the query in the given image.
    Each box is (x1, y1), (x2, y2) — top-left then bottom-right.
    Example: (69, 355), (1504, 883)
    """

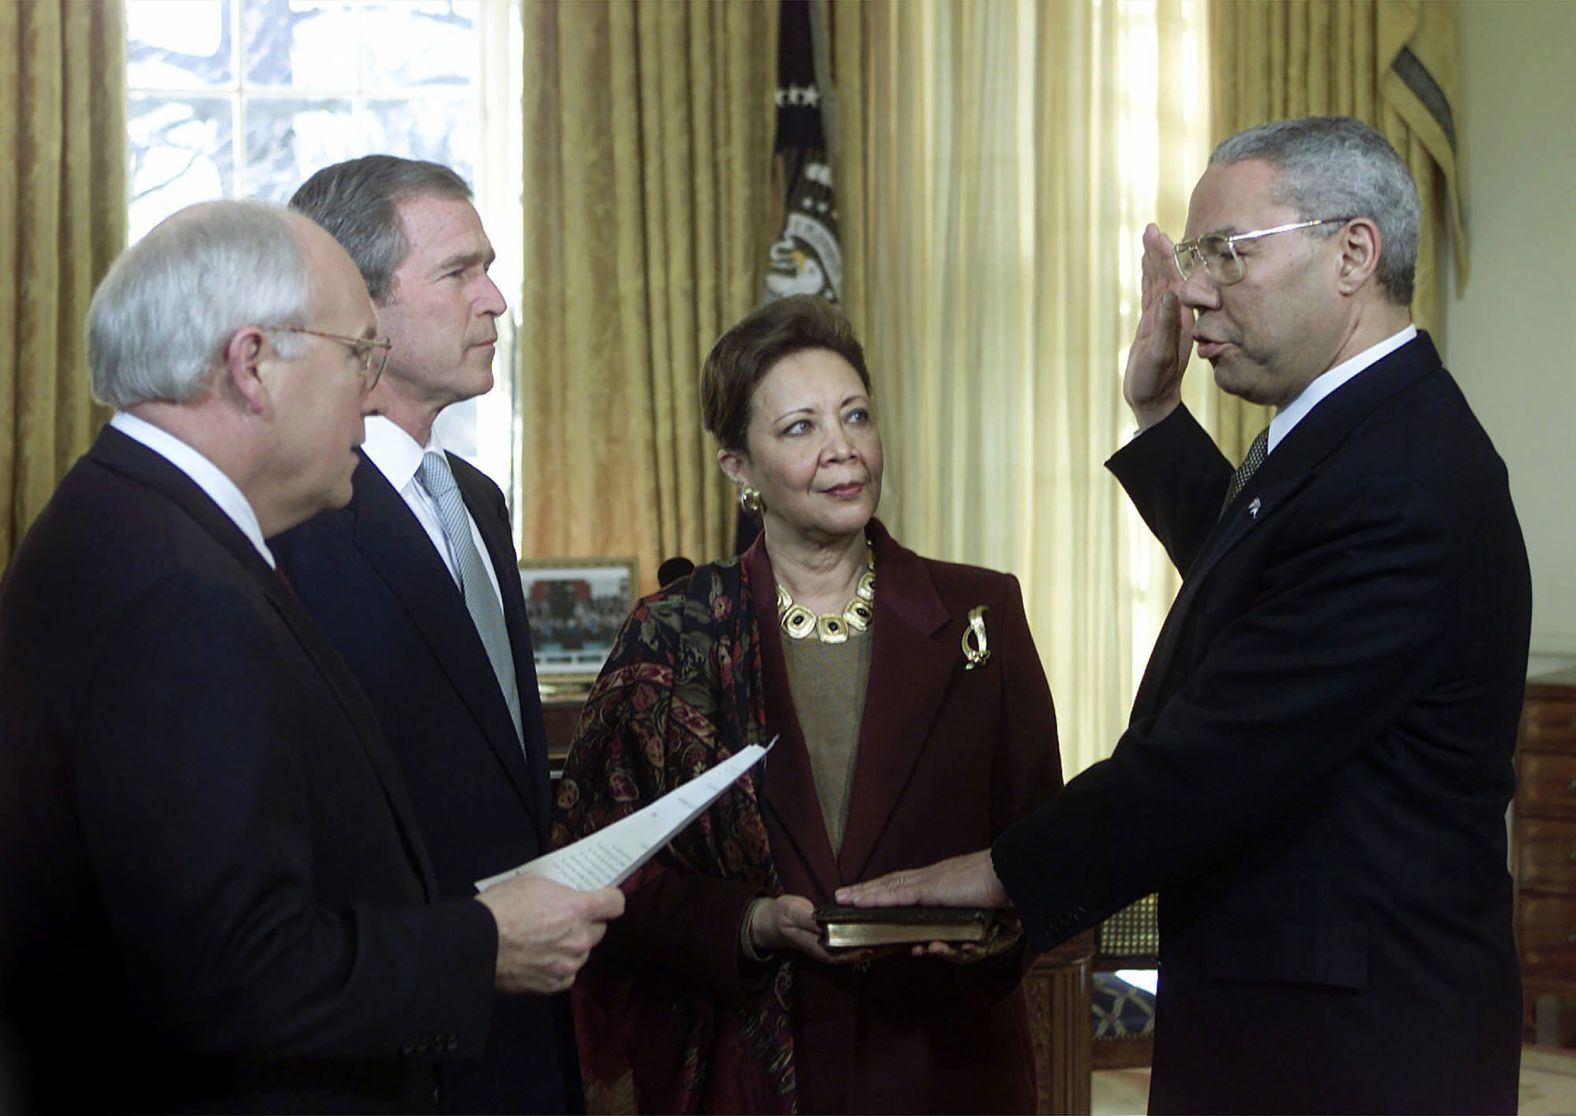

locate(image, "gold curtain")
(859, 0), (1212, 776)
(0, 0), (126, 571)
(825, 0), (867, 340)
(517, 0), (776, 589)
(1208, 0), (1462, 459)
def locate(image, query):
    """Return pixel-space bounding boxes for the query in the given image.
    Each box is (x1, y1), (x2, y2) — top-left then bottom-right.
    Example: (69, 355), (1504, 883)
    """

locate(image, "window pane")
(433, 396), (479, 460)
(127, 0), (233, 89)
(360, 1), (476, 88)
(243, 0), (358, 89)
(245, 98), (357, 201)
(129, 96), (234, 241)
(366, 95), (477, 184)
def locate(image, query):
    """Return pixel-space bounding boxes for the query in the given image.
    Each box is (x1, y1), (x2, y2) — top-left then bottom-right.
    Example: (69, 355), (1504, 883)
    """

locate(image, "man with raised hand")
(840, 117), (1530, 1113)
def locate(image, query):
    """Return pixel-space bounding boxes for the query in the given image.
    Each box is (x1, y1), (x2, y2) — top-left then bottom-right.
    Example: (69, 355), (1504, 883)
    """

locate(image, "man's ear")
(717, 447), (750, 488)
(1336, 217), (1382, 295)
(223, 326), (272, 414)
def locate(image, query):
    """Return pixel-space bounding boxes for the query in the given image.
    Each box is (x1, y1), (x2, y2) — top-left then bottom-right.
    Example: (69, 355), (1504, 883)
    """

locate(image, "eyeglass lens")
(361, 341), (389, 391)
(1178, 236), (1243, 284)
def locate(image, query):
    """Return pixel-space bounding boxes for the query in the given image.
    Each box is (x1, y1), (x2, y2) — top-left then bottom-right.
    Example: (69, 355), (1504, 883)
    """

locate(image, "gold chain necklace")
(776, 542), (876, 645)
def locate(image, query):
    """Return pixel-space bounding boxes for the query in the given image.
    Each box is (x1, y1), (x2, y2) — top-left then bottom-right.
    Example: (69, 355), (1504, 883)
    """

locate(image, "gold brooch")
(962, 606), (990, 669)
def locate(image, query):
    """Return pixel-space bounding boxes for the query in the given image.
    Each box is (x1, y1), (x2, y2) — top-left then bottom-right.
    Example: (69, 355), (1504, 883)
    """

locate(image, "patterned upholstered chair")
(1090, 894), (1159, 1069)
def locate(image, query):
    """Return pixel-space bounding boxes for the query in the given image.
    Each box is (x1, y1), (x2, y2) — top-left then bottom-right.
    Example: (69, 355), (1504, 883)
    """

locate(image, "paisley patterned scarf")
(552, 556), (797, 1114)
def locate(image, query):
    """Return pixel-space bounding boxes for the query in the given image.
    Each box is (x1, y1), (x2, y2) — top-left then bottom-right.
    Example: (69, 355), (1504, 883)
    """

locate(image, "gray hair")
(1211, 116), (1420, 304)
(89, 199), (312, 407)
(289, 155), (472, 305)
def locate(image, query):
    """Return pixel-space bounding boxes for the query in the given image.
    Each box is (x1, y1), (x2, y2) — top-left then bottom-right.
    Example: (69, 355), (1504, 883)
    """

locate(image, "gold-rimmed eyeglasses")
(265, 325), (392, 393)
(1172, 217), (1354, 286)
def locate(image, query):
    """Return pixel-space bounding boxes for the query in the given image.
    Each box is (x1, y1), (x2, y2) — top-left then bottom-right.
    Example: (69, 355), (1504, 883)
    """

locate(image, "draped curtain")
(517, 0), (777, 587)
(510, 0), (1457, 775)
(0, 0), (126, 571)
(823, 0), (866, 336)
(1209, 0), (1463, 458)
(857, 0), (1213, 776)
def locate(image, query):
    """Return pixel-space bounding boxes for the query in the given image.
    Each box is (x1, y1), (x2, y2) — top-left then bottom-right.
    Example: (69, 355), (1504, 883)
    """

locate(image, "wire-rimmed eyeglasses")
(1172, 217), (1354, 286)
(265, 325), (392, 393)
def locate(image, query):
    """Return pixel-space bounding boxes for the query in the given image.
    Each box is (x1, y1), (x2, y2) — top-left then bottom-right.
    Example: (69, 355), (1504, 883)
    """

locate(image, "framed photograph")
(518, 557), (638, 693)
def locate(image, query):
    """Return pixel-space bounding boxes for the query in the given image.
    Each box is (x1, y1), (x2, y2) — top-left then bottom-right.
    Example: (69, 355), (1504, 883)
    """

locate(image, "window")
(125, 0), (523, 511)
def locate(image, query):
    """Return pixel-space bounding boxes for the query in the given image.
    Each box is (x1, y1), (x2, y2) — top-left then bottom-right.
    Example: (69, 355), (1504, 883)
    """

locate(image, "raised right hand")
(1122, 223), (1194, 430)
(476, 875), (625, 995)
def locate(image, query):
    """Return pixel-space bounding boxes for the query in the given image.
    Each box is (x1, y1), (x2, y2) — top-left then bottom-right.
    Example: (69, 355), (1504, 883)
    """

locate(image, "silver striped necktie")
(417, 451), (525, 749)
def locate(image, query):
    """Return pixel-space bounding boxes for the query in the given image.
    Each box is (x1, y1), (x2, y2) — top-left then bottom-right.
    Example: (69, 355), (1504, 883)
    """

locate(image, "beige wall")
(1445, 0), (1576, 662)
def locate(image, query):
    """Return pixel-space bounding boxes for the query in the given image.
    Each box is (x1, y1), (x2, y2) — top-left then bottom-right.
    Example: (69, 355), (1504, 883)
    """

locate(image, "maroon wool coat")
(594, 520), (1063, 1114)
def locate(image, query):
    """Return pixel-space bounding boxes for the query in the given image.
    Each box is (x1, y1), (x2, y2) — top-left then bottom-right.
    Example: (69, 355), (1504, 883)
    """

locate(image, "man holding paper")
(0, 200), (623, 1114)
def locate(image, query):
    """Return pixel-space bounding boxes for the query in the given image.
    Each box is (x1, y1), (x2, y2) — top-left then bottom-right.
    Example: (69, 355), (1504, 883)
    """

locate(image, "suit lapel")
(747, 524), (960, 893)
(346, 456), (543, 833)
(836, 525), (955, 883)
(1131, 476), (1299, 719)
(92, 429), (441, 898)
(1133, 335), (1443, 718)
(260, 580), (443, 899)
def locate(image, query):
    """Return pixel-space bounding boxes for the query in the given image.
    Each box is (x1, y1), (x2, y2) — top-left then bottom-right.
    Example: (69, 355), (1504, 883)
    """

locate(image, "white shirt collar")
(1267, 324), (1418, 453)
(360, 414), (447, 488)
(109, 411), (275, 567)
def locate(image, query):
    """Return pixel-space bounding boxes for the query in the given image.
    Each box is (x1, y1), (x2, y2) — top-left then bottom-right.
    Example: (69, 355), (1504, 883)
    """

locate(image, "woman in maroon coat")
(553, 296), (1063, 1114)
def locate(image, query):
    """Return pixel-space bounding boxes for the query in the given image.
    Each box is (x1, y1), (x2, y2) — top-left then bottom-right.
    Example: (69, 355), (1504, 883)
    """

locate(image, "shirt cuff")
(738, 897), (776, 963)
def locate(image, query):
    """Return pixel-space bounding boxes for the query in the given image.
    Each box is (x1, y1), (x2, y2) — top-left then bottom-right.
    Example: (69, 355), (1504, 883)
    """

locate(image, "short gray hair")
(289, 155), (472, 305)
(89, 199), (312, 407)
(1211, 116), (1421, 304)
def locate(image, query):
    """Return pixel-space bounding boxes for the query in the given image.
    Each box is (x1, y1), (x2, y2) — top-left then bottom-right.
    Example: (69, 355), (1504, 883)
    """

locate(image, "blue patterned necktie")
(1221, 427), (1270, 515)
(417, 451), (524, 749)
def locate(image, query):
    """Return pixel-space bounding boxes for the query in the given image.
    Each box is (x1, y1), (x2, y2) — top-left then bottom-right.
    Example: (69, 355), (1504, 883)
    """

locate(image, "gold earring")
(739, 485), (763, 515)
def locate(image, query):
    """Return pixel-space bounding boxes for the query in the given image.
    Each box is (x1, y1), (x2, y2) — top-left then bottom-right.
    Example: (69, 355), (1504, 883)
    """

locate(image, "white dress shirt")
(1267, 324), (1417, 454)
(359, 415), (506, 611)
(110, 411), (275, 568)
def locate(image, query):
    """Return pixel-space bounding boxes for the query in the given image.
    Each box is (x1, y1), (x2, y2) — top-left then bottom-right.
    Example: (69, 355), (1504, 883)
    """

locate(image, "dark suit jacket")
(0, 428), (498, 1115)
(595, 521), (1064, 1114)
(270, 449), (578, 1114)
(994, 334), (1531, 1113)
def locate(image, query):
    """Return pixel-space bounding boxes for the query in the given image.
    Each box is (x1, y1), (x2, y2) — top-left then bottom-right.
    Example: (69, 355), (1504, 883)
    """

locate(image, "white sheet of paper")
(475, 736), (777, 893)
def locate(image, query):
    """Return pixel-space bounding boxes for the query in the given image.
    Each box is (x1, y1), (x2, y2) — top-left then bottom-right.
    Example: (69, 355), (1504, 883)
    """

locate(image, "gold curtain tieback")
(962, 606), (990, 669)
